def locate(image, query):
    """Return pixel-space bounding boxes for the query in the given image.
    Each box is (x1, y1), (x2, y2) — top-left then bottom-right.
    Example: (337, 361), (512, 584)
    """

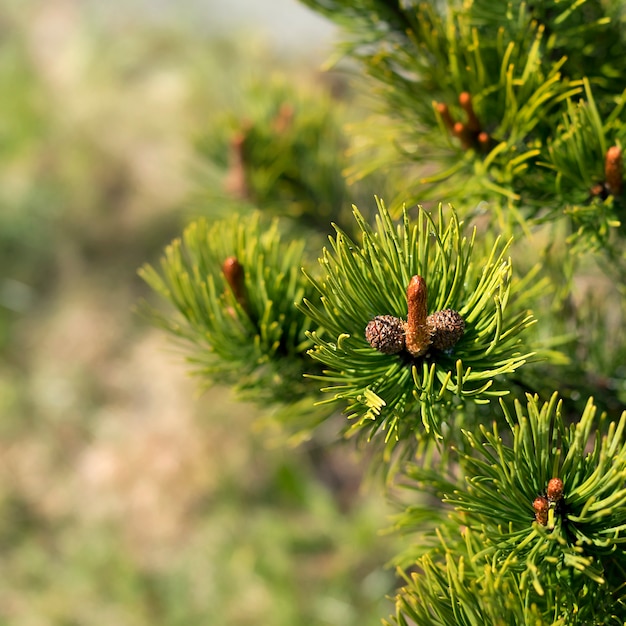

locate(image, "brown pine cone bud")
(590, 182), (606, 198)
(426, 309), (465, 351)
(435, 102), (455, 133)
(547, 477), (564, 503)
(477, 131), (491, 153)
(453, 121), (474, 150)
(365, 315), (406, 354)
(533, 496), (549, 526)
(222, 256), (246, 306)
(459, 91), (481, 133)
(405, 276), (431, 357)
(605, 145), (623, 196)
(272, 103), (295, 134)
(224, 132), (249, 200)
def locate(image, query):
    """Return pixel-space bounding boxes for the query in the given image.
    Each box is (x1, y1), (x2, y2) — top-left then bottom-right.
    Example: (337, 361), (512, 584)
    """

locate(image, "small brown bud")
(605, 146), (623, 196)
(405, 276), (431, 357)
(533, 496), (549, 525)
(426, 309), (465, 351)
(272, 103), (295, 134)
(590, 182), (607, 198)
(477, 131), (491, 152)
(365, 315), (406, 354)
(224, 131), (249, 200)
(453, 121), (474, 150)
(222, 256), (246, 306)
(459, 92), (481, 133)
(547, 477), (564, 503)
(435, 102), (455, 133)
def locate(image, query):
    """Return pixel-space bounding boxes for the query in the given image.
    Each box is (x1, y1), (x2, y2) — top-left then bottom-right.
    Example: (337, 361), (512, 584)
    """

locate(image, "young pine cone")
(427, 309), (465, 351)
(405, 275), (431, 357)
(533, 496), (549, 526)
(365, 315), (406, 354)
(547, 477), (564, 503)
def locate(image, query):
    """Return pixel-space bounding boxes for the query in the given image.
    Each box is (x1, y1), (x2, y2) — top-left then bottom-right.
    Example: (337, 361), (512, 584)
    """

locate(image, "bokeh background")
(0, 1), (398, 624)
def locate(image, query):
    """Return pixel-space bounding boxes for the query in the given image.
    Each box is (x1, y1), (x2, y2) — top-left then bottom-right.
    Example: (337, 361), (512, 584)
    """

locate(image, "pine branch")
(138, 213), (323, 411)
(138, 2), (626, 622)
(194, 75), (376, 235)
(304, 0), (626, 235)
(393, 393), (626, 621)
(538, 80), (626, 250)
(300, 200), (542, 453)
(387, 525), (625, 625)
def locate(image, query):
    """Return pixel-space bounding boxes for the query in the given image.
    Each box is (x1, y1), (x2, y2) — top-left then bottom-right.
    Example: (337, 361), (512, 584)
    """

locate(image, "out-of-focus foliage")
(0, 3), (396, 625)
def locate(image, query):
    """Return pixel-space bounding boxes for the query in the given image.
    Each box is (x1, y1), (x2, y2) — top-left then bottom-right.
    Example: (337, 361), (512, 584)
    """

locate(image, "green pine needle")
(386, 525), (625, 625)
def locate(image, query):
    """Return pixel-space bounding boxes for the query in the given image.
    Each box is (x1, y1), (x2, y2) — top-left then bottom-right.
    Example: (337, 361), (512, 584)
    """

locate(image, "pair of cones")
(365, 275), (465, 356)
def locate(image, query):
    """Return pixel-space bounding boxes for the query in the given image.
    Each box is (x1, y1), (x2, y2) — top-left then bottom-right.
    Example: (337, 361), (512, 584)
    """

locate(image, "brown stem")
(405, 275), (431, 357)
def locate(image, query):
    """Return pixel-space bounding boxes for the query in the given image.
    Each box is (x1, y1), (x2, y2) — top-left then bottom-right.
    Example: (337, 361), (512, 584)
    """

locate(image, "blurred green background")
(0, 1), (398, 624)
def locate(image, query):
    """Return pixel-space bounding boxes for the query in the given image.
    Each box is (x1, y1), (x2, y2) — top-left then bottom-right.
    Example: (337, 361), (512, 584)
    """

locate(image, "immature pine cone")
(547, 477), (564, 503)
(405, 276), (431, 357)
(533, 496), (549, 526)
(222, 256), (246, 305)
(365, 315), (406, 354)
(426, 309), (465, 350)
(605, 146), (623, 196)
